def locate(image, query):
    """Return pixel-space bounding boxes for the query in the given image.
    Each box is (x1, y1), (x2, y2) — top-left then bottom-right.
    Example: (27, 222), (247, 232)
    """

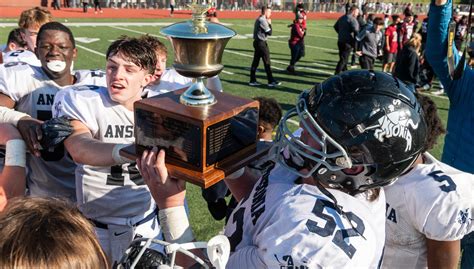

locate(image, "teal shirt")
(426, 0), (474, 173)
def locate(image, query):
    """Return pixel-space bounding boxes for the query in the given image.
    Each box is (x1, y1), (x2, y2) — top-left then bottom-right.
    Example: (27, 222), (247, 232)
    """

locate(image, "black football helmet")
(274, 70), (427, 194)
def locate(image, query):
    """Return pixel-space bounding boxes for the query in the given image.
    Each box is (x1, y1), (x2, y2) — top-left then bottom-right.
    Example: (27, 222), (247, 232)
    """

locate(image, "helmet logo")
(372, 102), (419, 152)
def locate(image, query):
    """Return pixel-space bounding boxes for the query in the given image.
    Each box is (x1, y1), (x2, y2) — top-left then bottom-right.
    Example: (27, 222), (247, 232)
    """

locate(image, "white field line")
(76, 44), (106, 57)
(237, 24), (337, 40)
(223, 49), (334, 75)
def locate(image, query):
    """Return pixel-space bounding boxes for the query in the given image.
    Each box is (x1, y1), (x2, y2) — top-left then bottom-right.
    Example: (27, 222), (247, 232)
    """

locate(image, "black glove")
(40, 116), (74, 150)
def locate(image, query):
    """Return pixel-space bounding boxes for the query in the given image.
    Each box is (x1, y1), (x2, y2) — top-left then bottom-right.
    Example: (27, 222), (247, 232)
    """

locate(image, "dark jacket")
(334, 14), (360, 44)
(394, 45), (419, 84)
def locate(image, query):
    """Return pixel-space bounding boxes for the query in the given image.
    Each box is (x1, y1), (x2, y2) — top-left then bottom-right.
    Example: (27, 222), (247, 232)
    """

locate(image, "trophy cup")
(120, 2), (269, 188)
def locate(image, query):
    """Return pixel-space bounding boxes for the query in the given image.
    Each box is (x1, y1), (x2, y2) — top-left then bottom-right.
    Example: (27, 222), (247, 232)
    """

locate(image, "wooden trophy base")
(120, 142), (271, 188)
(121, 88), (268, 188)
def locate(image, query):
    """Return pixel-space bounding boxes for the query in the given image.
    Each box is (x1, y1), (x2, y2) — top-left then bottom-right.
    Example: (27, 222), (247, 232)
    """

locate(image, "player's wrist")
(112, 143), (132, 164)
(5, 139), (26, 168)
(159, 205), (194, 243)
(0, 107), (30, 127)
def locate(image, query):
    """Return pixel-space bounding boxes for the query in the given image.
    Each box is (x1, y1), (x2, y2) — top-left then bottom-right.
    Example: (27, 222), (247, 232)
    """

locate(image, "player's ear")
(142, 73), (153, 88)
(72, 47), (78, 60)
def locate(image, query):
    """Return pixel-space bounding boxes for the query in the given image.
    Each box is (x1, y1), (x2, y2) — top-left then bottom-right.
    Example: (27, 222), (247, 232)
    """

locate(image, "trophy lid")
(160, 21), (236, 40)
(160, 1), (236, 40)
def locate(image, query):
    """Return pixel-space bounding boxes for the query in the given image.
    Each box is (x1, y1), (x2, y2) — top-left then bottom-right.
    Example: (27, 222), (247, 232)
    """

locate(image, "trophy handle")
(180, 77), (217, 106)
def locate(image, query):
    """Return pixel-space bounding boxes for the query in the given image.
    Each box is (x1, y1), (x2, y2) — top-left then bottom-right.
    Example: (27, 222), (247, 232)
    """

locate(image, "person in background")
(294, 2), (307, 29)
(170, 0), (175, 17)
(2, 28), (41, 67)
(2, 28), (28, 54)
(0, 197), (108, 268)
(287, 13), (306, 74)
(454, 15), (468, 51)
(426, 0), (474, 266)
(52, 0), (60, 10)
(140, 35), (222, 97)
(82, 0), (89, 13)
(334, 5), (360, 74)
(356, 16), (384, 70)
(93, 0), (103, 14)
(394, 33), (422, 92)
(17, 7), (52, 52)
(400, 11), (415, 49)
(249, 6), (281, 87)
(382, 14), (400, 73)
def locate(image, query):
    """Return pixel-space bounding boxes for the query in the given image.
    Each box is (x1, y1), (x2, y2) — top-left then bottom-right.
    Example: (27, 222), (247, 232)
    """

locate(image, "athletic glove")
(40, 116), (74, 149)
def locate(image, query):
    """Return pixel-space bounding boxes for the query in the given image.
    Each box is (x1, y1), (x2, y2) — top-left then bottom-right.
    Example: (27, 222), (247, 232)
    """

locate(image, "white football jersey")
(3, 49), (41, 67)
(145, 68), (222, 97)
(54, 86), (154, 224)
(224, 164), (386, 268)
(382, 153), (474, 268)
(0, 62), (106, 201)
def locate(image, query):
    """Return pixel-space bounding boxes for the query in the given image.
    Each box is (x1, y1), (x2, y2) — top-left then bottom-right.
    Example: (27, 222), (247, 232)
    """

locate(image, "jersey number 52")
(306, 199), (365, 259)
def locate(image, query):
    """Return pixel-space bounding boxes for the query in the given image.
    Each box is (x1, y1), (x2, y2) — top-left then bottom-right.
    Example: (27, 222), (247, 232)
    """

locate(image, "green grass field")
(0, 17), (450, 240)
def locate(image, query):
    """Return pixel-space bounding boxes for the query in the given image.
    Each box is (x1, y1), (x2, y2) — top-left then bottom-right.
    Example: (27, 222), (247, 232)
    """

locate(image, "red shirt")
(385, 25), (399, 53)
(289, 21), (305, 46)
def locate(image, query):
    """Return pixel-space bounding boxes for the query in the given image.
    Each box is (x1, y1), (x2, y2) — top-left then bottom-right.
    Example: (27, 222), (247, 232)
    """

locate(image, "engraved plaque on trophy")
(120, 1), (269, 188)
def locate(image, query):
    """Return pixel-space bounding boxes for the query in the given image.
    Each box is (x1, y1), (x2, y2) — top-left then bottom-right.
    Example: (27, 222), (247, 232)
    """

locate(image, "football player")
(2, 28), (41, 67)
(139, 70), (428, 268)
(18, 7), (52, 52)
(382, 94), (474, 268)
(139, 35), (222, 97)
(1, 7), (53, 66)
(53, 36), (160, 264)
(0, 22), (106, 203)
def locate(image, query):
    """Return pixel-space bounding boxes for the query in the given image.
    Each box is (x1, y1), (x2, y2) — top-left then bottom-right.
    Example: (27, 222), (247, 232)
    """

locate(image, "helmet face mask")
(273, 70), (427, 194)
(115, 235), (230, 269)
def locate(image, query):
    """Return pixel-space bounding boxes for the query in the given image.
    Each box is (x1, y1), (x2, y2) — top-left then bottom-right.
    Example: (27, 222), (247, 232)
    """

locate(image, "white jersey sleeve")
(0, 62), (40, 103)
(408, 155), (474, 240)
(225, 164), (386, 268)
(383, 153), (474, 268)
(54, 85), (101, 136)
(3, 49), (41, 67)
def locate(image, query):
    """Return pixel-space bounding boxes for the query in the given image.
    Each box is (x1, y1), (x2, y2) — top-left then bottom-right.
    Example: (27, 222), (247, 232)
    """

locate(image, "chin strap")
(447, 0), (473, 80)
(312, 179), (367, 240)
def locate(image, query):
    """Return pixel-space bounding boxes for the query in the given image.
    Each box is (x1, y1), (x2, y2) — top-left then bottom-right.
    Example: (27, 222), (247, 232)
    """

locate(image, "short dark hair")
(415, 93), (446, 152)
(253, 96), (282, 130)
(349, 5), (359, 12)
(392, 14), (400, 22)
(6, 28), (27, 48)
(37, 21), (75, 48)
(261, 5), (270, 14)
(373, 17), (384, 26)
(138, 35), (167, 57)
(106, 35), (157, 74)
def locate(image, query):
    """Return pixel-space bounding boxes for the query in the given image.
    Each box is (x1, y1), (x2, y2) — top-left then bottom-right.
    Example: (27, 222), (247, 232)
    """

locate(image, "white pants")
(95, 214), (162, 265)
